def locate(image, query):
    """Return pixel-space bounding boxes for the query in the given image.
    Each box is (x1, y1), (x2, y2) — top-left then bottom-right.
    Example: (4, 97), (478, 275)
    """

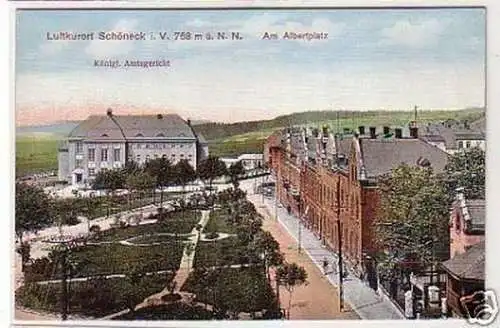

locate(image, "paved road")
(247, 193), (405, 320)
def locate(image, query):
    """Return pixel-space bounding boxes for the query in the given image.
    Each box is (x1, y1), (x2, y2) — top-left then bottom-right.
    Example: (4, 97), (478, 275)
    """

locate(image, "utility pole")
(60, 248), (68, 321)
(298, 200), (302, 254)
(414, 105), (418, 123)
(336, 177), (344, 312)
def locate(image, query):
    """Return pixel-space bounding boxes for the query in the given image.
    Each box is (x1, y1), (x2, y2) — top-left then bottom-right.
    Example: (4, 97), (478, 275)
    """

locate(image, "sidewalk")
(248, 194), (405, 320)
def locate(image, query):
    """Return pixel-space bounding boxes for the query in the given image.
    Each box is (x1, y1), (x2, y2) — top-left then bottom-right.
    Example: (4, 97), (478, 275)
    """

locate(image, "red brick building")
(449, 188), (485, 259)
(265, 125), (449, 274)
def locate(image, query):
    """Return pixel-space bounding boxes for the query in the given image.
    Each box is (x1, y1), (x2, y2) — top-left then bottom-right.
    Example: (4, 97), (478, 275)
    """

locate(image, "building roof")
(68, 113), (196, 140)
(238, 153), (263, 160)
(420, 134), (446, 143)
(465, 199), (486, 231)
(359, 138), (449, 178)
(454, 130), (485, 141)
(334, 136), (352, 157)
(442, 241), (485, 281)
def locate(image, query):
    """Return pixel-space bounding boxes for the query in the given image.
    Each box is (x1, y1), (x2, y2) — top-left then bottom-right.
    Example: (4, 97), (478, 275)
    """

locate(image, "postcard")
(12, 3), (491, 327)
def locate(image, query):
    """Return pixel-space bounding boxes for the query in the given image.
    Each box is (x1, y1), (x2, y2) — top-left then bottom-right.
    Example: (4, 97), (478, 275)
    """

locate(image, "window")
(88, 148), (95, 162)
(76, 142), (83, 153)
(146, 155), (150, 162)
(171, 144), (175, 148)
(180, 144), (184, 148)
(146, 144), (150, 149)
(135, 133), (144, 137)
(76, 159), (83, 168)
(162, 154), (167, 159)
(101, 148), (108, 162)
(113, 148), (121, 162)
(157, 133), (165, 137)
(88, 168), (96, 176)
(466, 141), (471, 148)
(458, 141), (464, 149)
(154, 154), (159, 159)
(136, 154), (141, 162)
(180, 154), (184, 158)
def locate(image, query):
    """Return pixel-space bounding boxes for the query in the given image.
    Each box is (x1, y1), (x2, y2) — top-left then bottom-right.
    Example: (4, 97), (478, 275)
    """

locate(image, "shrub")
(206, 232), (219, 240)
(89, 225), (101, 234)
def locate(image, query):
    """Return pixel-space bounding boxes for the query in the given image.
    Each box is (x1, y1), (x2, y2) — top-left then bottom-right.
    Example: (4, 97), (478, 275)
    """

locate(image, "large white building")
(58, 109), (209, 186)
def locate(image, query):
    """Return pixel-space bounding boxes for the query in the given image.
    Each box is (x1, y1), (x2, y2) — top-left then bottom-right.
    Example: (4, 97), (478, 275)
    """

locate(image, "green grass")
(203, 210), (239, 234)
(16, 272), (173, 318)
(112, 303), (216, 320)
(181, 267), (276, 315)
(15, 134), (60, 176)
(194, 237), (249, 268)
(96, 210), (200, 242)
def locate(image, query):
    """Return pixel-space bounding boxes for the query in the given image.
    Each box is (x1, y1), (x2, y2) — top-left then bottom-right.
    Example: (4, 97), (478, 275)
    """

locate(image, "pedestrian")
(322, 257), (329, 275)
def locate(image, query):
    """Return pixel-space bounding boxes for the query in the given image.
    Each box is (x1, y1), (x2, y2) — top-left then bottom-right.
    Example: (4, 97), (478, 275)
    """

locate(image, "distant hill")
(193, 108), (486, 141)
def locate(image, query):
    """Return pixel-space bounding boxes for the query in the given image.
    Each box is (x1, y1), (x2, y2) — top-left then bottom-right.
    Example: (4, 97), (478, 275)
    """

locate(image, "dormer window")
(135, 133), (144, 137)
(156, 133), (165, 137)
(101, 134), (108, 137)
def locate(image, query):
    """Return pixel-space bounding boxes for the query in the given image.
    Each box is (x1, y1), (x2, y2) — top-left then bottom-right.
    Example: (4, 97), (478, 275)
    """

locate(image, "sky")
(15, 8), (486, 126)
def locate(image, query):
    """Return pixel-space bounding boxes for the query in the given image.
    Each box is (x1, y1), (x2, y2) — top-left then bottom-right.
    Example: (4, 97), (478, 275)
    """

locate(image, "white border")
(3, 1), (499, 328)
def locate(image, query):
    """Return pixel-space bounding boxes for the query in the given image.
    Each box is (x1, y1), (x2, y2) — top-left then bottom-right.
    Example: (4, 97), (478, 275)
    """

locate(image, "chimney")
(410, 127), (418, 138)
(358, 126), (365, 135)
(395, 128), (403, 139)
(383, 126), (390, 135)
(106, 108), (113, 117)
(369, 127), (376, 139)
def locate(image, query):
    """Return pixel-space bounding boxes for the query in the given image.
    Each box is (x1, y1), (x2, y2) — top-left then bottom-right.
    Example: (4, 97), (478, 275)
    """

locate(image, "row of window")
(132, 143), (191, 150)
(458, 140), (475, 149)
(87, 148), (120, 162)
(133, 153), (193, 162)
(75, 142), (192, 154)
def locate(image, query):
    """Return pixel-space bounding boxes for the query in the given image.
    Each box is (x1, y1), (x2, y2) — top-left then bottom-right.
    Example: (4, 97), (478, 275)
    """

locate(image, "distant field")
(15, 133), (60, 177)
(15, 109), (484, 174)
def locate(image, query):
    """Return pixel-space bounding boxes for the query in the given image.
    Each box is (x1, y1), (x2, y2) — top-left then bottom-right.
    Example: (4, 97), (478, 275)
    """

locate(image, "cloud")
(85, 18), (140, 57)
(380, 19), (449, 48)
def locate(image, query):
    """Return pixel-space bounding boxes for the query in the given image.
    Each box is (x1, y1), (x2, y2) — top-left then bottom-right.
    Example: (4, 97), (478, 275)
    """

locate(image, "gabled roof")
(465, 199), (486, 231)
(68, 114), (196, 140)
(442, 241), (485, 281)
(359, 138), (449, 178)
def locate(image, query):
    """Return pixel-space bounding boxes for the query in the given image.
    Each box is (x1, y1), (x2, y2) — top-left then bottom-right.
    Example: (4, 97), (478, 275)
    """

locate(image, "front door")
(76, 173), (83, 183)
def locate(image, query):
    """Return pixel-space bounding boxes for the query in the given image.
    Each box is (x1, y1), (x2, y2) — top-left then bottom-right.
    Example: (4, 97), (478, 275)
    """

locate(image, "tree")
(15, 182), (52, 245)
(16, 242), (31, 272)
(92, 169), (125, 217)
(228, 161), (245, 189)
(197, 156), (228, 192)
(126, 171), (155, 218)
(250, 231), (284, 282)
(276, 262), (308, 319)
(144, 157), (174, 207)
(442, 147), (485, 200)
(375, 164), (450, 275)
(173, 159), (197, 201)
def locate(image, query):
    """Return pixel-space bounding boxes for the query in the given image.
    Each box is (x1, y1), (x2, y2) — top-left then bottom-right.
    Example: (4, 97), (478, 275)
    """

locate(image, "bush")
(205, 232), (219, 240)
(89, 224), (100, 234)
(161, 293), (182, 303)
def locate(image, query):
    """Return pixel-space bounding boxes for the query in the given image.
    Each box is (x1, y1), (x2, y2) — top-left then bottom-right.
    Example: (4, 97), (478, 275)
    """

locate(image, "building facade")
(266, 124), (449, 274)
(58, 109), (209, 186)
(449, 188), (485, 259)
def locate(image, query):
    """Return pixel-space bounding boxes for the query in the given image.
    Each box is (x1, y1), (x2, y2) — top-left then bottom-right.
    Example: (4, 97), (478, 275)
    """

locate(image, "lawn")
(16, 272), (173, 318)
(181, 266), (277, 316)
(16, 134), (60, 177)
(111, 303), (215, 320)
(193, 237), (250, 268)
(203, 210), (239, 234)
(96, 210), (200, 242)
